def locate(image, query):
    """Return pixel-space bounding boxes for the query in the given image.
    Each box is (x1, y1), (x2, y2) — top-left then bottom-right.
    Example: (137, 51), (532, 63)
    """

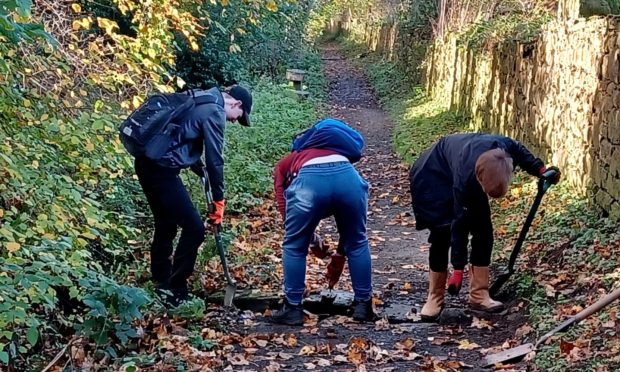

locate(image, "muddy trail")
(177, 44), (530, 372)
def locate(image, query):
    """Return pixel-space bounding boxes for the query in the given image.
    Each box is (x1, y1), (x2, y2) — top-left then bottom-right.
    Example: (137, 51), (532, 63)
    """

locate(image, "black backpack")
(119, 91), (218, 160)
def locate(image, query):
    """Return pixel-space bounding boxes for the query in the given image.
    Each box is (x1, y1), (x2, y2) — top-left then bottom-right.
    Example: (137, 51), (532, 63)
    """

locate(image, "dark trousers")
(135, 158), (205, 290)
(428, 222), (493, 272)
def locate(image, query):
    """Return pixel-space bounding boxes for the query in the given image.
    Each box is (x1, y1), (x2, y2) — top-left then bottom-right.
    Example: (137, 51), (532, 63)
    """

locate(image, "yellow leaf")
(266, 0), (278, 12)
(457, 339), (480, 350)
(42, 233), (55, 240)
(132, 96), (143, 109)
(82, 232), (97, 240)
(86, 143), (95, 152)
(40, 114), (49, 121)
(6, 242), (20, 252)
(0, 209), (4, 218)
(23, 99), (31, 108)
(32, 160), (39, 169)
(72, 20), (82, 30)
(221, 0), (229, 5)
(71, 3), (82, 13)
(190, 41), (199, 51)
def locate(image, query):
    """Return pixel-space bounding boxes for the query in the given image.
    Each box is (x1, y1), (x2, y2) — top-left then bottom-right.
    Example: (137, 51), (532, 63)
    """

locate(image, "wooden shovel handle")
(575, 287), (620, 321)
(536, 287), (620, 347)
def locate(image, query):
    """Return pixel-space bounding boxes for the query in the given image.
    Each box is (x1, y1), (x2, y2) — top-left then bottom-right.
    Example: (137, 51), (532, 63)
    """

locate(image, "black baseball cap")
(228, 85), (253, 126)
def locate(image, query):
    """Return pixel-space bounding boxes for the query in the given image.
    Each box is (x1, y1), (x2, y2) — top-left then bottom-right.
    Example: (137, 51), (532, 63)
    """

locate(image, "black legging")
(428, 218), (494, 272)
(135, 158), (205, 289)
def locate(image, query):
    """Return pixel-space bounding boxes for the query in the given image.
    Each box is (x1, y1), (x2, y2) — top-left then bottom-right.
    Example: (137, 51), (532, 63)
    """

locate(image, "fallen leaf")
(255, 339), (268, 347)
(287, 334), (298, 347)
(560, 339), (575, 355)
(471, 316), (494, 330)
(395, 338), (416, 351)
(304, 362), (316, 370)
(316, 358), (331, 367)
(299, 345), (316, 356)
(228, 354), (250, 366)
(458, 339), (480, 350)
(334, 355), (348, 363)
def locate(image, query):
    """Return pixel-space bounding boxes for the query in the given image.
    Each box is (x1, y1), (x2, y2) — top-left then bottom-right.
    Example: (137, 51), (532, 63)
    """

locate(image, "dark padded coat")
(409, 133), (545, 258)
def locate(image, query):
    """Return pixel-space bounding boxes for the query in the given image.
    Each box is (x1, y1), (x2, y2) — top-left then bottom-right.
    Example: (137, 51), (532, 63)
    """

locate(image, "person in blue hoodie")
(409, 133), (560, 321)
(134, 85), (252, 306)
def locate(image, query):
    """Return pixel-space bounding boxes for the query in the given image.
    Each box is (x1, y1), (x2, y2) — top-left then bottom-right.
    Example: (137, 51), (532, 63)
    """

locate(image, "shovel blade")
(223, 284), (236, 307)
(489, 271), (512, 298)
(483, 343), (535, 367)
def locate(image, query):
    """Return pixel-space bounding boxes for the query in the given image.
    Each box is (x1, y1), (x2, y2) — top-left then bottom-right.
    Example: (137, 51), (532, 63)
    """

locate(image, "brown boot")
(420, 271), (448, 321)
(468, 265), (503, 312)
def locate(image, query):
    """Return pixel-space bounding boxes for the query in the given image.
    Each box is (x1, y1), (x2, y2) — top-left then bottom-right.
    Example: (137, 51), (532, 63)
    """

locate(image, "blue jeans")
(283, 162), (372, 304)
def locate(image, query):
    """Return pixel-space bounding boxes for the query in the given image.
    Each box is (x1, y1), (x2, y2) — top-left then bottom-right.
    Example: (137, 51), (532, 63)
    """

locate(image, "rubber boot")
(447, 269), (464, 295)
(420, 271), (448, 321)
(270, 298), (304, 326)
(468, 265), (503, 312)
(352, 299), (375, 322)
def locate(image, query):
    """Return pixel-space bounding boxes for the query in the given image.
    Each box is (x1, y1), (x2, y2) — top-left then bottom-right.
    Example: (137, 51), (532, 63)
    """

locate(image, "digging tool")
(484, 287), (620, 367)
(489, 169), (558, 298)
(201, 169), (236, 307)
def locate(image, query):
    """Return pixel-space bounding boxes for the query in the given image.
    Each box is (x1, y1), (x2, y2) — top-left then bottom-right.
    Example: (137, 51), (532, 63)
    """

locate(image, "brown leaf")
(395, 338), (416, 351)
(560, 339), (575, 355)
(287, 334), (298, 347)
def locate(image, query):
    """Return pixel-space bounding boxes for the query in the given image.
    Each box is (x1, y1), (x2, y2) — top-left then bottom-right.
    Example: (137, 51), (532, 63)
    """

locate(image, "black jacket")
(409, 133), (544, 255)
(156, 87), (226, 201)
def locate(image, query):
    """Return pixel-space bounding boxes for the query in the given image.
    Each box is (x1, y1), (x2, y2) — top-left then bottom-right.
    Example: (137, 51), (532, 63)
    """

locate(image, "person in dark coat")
(409, 133), (560, 320)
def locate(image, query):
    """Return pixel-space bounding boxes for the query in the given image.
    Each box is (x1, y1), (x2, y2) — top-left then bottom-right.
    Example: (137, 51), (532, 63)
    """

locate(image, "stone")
(608, 117), (620, 144)
(610, 148), (620, 176)
(609, 202), (620, 220)
(595, 187), (613, 204)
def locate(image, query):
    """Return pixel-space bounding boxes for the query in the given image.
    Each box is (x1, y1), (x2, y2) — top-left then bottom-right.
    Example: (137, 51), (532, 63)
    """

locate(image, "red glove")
(447, 269), (463, 296)
(208, 200), (225, 225)
(326, 253), (346, 289)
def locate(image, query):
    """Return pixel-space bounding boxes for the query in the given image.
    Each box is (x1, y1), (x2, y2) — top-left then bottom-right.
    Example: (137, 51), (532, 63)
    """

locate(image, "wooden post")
(286, 69), (309, 100)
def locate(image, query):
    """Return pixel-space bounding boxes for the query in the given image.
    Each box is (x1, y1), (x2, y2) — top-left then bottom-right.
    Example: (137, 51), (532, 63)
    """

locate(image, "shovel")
(484, 287), (620, 367)
(201, 170), (237, 307)
(489, 169), (557, 298)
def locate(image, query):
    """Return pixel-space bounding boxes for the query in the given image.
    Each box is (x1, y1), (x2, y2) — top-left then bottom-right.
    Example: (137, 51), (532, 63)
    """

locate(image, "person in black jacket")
(409, 133), (560, 320)
(135, 85), (252, 306)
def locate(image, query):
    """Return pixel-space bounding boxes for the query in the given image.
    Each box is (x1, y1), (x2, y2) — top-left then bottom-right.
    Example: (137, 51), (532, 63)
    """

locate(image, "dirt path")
(191, 44), (529, 372)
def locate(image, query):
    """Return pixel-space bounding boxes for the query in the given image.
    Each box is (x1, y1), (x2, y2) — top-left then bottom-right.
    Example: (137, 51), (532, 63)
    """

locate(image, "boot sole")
(269, 318), (304, 326)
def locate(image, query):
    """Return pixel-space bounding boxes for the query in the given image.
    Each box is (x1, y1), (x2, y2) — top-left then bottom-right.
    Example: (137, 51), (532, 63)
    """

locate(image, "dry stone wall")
(426, 17), (620, 218)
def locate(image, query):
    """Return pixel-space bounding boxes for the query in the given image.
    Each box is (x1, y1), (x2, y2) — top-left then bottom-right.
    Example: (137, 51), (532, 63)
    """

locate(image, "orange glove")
(208, 200), (225, 225)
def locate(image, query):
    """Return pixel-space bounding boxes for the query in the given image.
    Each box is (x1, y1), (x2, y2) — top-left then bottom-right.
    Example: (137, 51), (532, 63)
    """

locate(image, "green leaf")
(26, 326), (38, 346)
(0, 351), (8, 364)
(15, 0), (33, 18)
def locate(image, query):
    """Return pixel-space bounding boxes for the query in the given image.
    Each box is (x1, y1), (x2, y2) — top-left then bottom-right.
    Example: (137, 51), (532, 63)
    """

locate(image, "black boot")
(156, 283), (188, 308)
(352, 299), (375, 322)
(270, 299), (304, 326)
